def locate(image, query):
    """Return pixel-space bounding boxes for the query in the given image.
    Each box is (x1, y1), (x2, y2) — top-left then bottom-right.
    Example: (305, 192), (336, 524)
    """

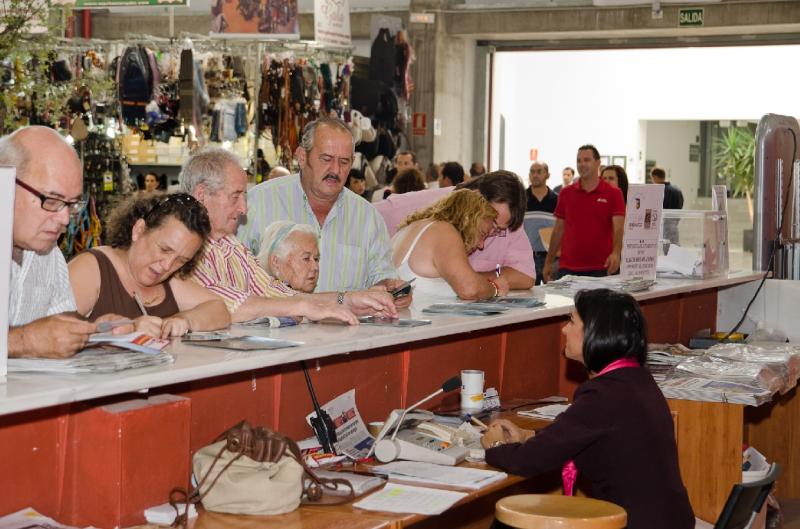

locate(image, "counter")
(0, 271), (764, 527)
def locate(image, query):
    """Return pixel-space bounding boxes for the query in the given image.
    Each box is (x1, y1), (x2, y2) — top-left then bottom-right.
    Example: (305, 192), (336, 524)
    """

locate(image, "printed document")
(353, 483), (467, 515)
(305, 388), (374, 459)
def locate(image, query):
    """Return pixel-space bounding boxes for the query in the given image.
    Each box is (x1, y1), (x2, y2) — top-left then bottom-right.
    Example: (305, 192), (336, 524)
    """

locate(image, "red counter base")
(0, 290), (728, 527)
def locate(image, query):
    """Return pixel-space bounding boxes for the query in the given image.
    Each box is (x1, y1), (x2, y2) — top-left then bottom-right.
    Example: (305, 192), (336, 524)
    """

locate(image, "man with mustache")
(239, 118), (411, 305)
(2, 127), (104, 358)
(182, 147), (397, 324)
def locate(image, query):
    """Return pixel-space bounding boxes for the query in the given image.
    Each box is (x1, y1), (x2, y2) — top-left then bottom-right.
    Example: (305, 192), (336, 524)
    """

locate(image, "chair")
(713, 463), (781, 529)
(495, 494), (626, 529)
(522, 212), (555, 254)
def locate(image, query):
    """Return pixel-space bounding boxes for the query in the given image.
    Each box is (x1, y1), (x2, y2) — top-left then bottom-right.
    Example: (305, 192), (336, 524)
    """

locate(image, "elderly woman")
(69, 193), (230, 338)
(258, 221), (320, 293)
(391, 189), (510, 300)
(482, 289), (693, 529)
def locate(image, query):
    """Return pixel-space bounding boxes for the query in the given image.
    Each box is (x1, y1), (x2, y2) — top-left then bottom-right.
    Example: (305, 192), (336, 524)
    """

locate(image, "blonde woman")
(391, 189), (510, 300)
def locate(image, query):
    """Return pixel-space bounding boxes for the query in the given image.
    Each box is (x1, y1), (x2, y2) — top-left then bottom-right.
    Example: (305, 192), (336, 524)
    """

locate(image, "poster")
(621, 183), (664, 281)
(211, 0), (299, 39)
(314, 0), (351, 48)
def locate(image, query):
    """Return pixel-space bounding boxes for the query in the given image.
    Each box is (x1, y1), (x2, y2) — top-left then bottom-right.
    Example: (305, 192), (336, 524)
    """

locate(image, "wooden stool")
(495, 494), (627, 529)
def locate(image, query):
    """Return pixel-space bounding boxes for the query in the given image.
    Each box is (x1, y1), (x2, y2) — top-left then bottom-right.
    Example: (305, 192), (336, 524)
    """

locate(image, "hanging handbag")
(170, 421), (354, 525)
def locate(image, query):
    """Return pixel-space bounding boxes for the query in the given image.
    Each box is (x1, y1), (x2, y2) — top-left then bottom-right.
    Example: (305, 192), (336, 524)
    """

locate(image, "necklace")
(123, 249), (162, 306)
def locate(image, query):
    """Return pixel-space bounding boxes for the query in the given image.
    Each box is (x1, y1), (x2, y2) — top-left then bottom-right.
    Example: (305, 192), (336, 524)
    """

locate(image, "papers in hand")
(8, 332), (173, 374)
(372, 460), (507, 490)
(517, 403), (571, 420)
(353, 483), (467, 515)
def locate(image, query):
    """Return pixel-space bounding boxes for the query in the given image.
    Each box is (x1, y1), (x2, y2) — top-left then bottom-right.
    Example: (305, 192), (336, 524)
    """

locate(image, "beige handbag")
(170, 421), (353, 525)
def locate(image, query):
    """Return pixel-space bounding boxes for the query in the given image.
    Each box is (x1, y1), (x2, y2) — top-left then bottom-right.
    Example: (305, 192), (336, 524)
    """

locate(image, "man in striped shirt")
(182, 147), (397, 324)
(238, 118), (412, 306)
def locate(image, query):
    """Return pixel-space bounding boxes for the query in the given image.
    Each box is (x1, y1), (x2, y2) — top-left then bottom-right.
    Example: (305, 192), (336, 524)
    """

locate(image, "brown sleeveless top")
(88, 249), (180, 320)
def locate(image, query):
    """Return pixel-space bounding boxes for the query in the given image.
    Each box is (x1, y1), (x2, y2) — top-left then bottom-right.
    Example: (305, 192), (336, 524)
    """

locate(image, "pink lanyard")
(561, 357), (640, 496)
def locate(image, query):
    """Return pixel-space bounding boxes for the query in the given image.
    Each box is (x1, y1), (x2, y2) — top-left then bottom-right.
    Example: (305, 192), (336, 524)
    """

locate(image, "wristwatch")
(492, 440), (503, 448)
(337, 292), (346, 305)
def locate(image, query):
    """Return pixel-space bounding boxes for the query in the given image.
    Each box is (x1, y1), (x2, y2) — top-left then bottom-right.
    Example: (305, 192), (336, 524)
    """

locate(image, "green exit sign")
(679, 8), (704, 27)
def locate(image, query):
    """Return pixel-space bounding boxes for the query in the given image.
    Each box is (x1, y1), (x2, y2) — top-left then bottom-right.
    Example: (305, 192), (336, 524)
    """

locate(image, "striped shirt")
(238, 174), (397, 292)
(190, 234), (295, 313)
(10, 246), (76, 326)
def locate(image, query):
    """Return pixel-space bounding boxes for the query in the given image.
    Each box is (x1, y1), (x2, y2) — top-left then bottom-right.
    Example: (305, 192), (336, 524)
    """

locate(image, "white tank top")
(396, 221), (458, 299)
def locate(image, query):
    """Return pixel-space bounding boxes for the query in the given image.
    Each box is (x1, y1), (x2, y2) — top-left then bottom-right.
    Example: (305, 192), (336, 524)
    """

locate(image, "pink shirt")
(374, 187), (536, 279)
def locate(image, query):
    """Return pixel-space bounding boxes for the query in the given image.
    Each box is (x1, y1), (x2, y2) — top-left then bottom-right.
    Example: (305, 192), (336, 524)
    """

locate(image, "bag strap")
(283, 435), (356, 504)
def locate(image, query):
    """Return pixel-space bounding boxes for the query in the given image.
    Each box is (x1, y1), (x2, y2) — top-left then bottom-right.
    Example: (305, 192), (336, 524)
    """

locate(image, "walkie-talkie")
(301, 360), (338, 454)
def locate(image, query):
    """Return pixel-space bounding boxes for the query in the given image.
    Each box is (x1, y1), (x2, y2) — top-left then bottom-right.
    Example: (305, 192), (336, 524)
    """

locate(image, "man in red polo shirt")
(542, 145), (625, 282)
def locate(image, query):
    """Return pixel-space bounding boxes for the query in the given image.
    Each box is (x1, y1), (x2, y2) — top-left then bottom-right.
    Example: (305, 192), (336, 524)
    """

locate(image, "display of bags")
(170, 421), (353, 525)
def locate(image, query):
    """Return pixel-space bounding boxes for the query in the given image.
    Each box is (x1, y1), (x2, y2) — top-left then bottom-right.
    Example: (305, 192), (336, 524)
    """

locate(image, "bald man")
(2, 127), (105, 358)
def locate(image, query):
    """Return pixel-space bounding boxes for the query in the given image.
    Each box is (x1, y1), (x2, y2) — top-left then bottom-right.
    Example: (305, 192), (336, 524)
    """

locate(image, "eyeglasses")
(15, 178), (85, 216)
(488, 221), (507, 238)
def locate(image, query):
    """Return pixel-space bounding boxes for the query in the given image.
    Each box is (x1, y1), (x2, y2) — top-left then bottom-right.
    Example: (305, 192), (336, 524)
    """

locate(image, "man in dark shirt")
(525, 161), (558, 213)
(650, 166), (684, 209)
(525, 161), (558, 285)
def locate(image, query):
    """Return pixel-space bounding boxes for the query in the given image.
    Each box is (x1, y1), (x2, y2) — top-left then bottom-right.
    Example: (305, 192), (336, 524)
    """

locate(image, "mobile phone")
(390, 278), (415, 299)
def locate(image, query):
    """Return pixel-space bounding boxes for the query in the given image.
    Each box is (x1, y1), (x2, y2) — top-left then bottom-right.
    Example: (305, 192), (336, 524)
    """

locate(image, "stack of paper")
(544, 276), (656, 297)
(353, 483), (467, 515)
(517, 403), (570, 420)
(8, 348), (174, 374)
(422, 304), (508, 316)
(372, 461), (506, 490)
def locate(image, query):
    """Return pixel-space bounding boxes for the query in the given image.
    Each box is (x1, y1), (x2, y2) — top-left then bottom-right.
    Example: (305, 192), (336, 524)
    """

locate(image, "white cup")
(460, 369), (485, 412)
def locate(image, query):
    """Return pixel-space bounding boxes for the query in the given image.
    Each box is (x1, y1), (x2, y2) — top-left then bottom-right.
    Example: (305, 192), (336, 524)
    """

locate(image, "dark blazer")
(486, 367), (694, 529)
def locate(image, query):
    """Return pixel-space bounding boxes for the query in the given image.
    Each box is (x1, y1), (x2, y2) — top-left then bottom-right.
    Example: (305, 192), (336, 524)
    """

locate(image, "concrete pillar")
(408, 0), (478, 169)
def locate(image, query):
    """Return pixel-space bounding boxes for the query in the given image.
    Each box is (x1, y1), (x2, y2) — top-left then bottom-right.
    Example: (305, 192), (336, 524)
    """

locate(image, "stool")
(495, 494), (627, 529)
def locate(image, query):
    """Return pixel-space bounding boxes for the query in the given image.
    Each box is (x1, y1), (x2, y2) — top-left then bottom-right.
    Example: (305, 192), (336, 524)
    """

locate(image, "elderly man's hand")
(17, 314), (96, 358)
(345, 290), (398, 319)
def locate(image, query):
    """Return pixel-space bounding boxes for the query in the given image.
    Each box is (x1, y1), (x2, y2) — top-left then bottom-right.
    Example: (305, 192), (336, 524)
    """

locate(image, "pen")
(133, 292), (149, 316)
(495, 264), (501, 278)
(468, 414), (489, 430)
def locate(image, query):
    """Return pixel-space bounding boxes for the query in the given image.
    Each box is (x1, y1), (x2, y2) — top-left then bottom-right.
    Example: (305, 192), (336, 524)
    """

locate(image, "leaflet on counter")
(305, 388), (374, 459)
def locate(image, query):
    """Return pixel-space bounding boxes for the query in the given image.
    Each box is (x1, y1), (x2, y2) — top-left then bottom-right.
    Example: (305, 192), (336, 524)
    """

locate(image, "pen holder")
(460, 370), (484, 412)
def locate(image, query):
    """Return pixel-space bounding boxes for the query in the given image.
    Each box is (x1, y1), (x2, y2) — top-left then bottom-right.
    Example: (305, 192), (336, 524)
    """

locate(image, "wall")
(644, 120), (701, 203)
(491, 44), (800, 182)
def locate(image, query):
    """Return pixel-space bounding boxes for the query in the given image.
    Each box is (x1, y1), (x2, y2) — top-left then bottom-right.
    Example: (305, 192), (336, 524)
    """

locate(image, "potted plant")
(713, 125), (755, 251)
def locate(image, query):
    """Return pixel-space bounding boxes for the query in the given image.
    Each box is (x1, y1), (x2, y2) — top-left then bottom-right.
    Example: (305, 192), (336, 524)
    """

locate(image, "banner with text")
(314, 0), (351, 47)
(621, 184), (664, 281)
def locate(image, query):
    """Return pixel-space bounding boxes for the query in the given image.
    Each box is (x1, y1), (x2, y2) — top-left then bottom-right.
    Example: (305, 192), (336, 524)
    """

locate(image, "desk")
(0, 272), (768, 527)
(191, 412), (556, 529)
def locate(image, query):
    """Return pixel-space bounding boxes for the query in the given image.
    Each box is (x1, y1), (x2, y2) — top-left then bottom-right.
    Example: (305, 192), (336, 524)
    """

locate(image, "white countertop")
(0, 271), (761, 417)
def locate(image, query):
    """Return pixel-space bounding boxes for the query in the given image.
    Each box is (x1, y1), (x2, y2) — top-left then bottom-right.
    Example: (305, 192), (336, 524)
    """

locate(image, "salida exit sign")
(679, 8), (704, 27)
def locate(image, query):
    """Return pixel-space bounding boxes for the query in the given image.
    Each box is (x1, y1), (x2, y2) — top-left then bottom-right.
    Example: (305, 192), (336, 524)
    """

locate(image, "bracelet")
(487, 279), (499, 298)
(492, 440), (503, 448)
(337, 292), (346, 305)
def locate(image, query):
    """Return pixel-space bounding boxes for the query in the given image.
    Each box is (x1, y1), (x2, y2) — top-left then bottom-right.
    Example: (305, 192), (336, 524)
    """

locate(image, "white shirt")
(9, 246), (76, 326)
